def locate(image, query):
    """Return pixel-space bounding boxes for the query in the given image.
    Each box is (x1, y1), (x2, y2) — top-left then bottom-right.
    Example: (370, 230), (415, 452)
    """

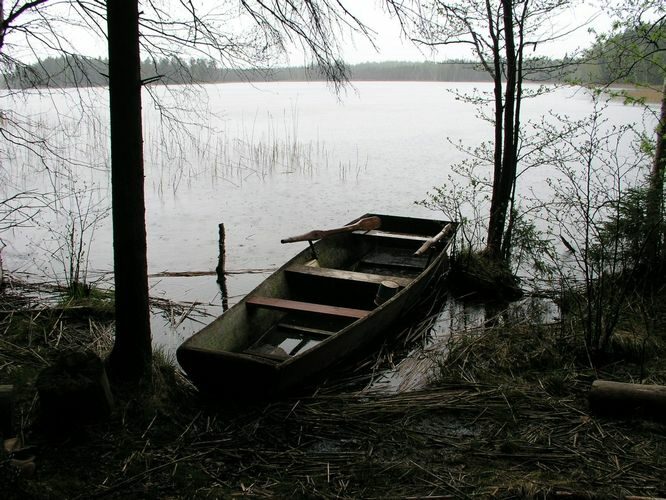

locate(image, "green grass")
(57, 282), (114, 316)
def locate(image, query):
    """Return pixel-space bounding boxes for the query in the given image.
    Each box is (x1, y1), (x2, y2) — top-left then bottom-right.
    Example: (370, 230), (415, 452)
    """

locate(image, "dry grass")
(600, 84), (663, 104)
(1, 279), (666, 499)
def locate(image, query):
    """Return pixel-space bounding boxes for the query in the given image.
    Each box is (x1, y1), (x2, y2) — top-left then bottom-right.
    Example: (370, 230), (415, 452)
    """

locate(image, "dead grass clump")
(448, 249), (523, 301)
(23, 370), (658, 498)
(435, 322), (587, 389)
(424, 311), (666, 497)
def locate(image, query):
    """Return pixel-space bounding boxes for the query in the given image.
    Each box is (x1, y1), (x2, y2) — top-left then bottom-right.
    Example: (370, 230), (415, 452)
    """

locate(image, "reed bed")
(0, 284), (114, 372)
(93, 292), (664, 499)
(76, 374), (666, 499)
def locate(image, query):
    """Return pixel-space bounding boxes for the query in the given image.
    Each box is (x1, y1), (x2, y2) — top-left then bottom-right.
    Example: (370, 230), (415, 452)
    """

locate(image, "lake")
(0, 81), (654, 351)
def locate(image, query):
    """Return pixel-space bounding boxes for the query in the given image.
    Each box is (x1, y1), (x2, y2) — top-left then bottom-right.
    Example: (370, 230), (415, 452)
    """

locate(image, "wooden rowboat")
(177, 214), (457, 397)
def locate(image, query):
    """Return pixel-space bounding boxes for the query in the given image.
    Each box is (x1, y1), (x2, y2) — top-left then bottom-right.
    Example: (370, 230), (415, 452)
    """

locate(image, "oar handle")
(281, 216), (381, 244)
(414, 223), (454, 256)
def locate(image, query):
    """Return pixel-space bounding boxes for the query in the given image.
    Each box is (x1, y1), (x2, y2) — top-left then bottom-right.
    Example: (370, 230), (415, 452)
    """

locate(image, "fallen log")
(589, 380), (666, 420)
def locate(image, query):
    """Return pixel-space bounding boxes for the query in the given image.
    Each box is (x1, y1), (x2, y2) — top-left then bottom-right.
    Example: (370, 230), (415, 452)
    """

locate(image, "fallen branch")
(148, 268), (275, 278)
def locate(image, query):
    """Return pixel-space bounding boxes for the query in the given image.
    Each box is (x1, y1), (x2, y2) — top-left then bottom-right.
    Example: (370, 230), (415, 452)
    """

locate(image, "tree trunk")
(0, 1), (5, 52)
(501, 7), (527, 263)
(485, 4), (506, 261)
(486, 0), (518, 263)
(497, 0), (518, 261)
(106, 0), (152, 382)
(644, 79), (666, 275)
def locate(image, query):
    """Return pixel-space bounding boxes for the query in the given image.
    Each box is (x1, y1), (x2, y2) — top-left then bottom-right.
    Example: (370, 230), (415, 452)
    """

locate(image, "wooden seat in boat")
(285, 264), (413, 287)
(243, 347), (289, 362)
(246, 296), (370, 319)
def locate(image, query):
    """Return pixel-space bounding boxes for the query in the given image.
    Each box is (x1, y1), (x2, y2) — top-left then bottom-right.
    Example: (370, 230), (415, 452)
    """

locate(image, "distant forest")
(2, 58), (495, 89)
(1, 52), (662, 90)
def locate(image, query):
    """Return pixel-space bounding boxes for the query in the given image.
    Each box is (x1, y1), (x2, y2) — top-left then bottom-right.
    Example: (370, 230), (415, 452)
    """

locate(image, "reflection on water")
(356, 294), (560, 395)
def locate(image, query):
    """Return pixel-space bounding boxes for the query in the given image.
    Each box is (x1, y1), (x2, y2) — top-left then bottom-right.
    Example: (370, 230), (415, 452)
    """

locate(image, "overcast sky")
(11, 0), (612, 66)
(329, 1), (610, 64)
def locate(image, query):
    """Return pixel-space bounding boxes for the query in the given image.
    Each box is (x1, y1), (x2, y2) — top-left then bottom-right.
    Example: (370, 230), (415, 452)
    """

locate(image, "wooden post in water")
(215, 223), (229, 311)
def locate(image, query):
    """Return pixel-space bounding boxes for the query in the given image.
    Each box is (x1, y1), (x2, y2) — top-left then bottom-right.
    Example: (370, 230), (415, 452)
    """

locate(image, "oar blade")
(281, 216), (382, 244)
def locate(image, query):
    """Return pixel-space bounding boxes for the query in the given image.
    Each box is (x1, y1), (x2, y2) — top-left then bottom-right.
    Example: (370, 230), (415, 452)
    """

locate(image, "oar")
(281, 216), (381, 244)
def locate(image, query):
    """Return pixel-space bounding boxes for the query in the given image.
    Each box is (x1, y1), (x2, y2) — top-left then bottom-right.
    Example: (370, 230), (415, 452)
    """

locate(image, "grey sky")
(329, 1), (610, 64)
(9, 0), (611, 66)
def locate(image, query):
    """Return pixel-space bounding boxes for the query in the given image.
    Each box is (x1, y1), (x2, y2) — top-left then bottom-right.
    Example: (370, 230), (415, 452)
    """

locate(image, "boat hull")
(177, 213), (456, 398)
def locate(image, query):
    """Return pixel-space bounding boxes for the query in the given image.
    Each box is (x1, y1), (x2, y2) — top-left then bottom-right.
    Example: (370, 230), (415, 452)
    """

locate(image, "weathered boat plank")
(286, 264), (413, 287)
(246, 296), (371, 319)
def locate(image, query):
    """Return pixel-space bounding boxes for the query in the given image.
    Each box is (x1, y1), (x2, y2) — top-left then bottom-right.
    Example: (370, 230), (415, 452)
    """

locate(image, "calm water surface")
(0, 81), (651, 351)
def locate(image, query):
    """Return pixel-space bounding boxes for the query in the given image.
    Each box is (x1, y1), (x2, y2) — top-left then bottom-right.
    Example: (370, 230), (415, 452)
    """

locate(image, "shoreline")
(601, 83), (663, 103)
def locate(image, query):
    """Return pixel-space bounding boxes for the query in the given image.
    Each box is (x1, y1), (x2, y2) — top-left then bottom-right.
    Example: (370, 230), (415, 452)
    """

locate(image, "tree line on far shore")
(0, 57), (495, 88)
(2, 44), (663, 90)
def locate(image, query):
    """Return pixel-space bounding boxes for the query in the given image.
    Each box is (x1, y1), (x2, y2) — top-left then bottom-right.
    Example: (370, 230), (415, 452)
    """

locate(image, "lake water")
(0, 81), (654, 352)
